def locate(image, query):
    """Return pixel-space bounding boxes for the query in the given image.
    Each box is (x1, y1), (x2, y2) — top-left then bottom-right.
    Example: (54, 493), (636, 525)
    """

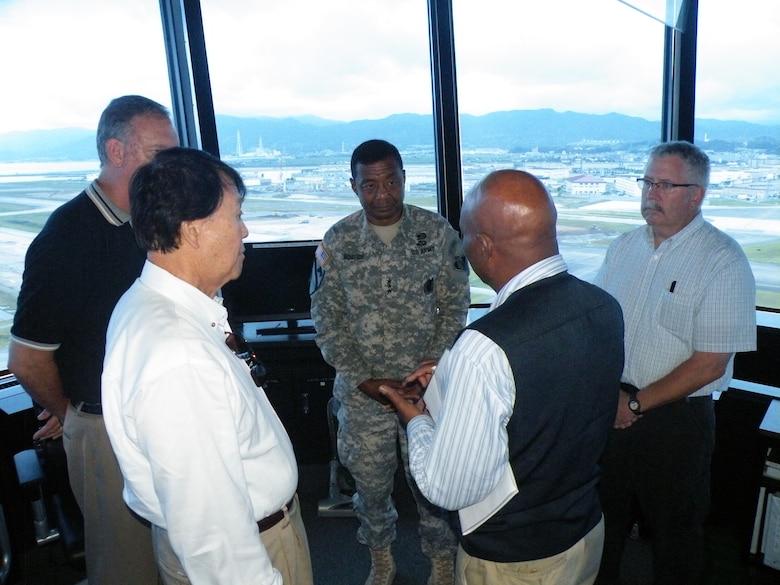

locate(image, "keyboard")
(0, 370), (33, 415)
(256, 325), (316, 336)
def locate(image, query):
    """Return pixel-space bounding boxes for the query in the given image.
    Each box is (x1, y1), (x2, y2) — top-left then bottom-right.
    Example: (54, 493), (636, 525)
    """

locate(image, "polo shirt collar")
(86, 180), (130, 226)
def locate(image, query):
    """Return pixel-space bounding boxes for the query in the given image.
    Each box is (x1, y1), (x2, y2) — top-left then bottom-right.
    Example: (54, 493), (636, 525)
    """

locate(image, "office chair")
(317, 397), (355, 517)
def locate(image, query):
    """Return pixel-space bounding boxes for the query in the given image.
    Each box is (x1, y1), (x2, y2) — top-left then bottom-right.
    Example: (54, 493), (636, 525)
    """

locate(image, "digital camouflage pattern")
(311, 203), (469, 554)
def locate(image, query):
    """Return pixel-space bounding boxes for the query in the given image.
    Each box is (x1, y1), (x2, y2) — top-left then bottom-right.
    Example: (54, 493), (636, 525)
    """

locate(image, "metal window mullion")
(159, 0), (220, 156)
(159, 0), (198, 148)
(661, 0), (698, 143)
(428, 0), (463, 231)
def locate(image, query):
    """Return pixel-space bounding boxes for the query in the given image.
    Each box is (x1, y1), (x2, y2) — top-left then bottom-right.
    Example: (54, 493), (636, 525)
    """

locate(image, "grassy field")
(0, 212), (52, 233)
(743, 239), (780, 264)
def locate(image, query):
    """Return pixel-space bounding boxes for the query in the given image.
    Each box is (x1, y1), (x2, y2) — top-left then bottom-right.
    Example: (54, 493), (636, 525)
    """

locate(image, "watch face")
(629, 397), (640, 413)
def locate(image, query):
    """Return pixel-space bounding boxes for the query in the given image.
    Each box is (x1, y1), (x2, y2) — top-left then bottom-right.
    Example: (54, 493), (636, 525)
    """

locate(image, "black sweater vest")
(461, 272), (624, 562)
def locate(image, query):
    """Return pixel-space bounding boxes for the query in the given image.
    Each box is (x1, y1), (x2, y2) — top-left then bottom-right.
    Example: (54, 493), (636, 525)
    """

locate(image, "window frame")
(166, 0), (776, 320)
(167, 0), (700, 225)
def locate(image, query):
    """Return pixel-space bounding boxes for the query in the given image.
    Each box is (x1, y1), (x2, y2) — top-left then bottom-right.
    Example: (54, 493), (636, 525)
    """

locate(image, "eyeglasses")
(225, 332), (268, 388)
(637, 178), (699, 192)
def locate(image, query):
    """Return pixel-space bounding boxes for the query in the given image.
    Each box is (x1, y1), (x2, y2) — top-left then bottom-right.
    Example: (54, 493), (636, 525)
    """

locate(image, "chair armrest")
(13, 449), (44, 489)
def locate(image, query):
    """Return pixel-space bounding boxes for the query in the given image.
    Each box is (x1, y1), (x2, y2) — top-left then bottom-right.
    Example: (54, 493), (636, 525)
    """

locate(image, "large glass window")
(453, 0), (665, 302)
(453, 0), (779, 312)
(696, 0), (780, 311)
(199, 0), (435, 244)
(0, 0), (172, 367)
(3, 1), (777, 371)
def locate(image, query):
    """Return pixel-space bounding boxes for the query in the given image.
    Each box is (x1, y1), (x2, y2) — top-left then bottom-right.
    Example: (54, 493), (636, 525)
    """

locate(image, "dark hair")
(130, 147), (246, 253)
(350, 139), (403, 177)
(649, 140), (711, 190)
(96, 95), (171, 166)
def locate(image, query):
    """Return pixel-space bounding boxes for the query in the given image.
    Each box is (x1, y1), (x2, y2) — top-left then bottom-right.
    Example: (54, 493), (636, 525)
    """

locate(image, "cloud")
(0, 0), (171, 132)
(695, 1), (780, 122)
(200, 0), (433, 120)
(0, 0), (778, 134)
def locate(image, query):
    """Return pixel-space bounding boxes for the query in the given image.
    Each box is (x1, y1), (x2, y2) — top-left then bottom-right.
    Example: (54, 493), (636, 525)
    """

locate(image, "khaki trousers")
(455, 517), (604, 585)
(152, 494), (313, 585)
(63, 403), (159, 585)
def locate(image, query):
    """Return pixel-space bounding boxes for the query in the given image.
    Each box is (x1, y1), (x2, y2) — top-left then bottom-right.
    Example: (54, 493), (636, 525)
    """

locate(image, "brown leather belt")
(257, 498), (294, 533)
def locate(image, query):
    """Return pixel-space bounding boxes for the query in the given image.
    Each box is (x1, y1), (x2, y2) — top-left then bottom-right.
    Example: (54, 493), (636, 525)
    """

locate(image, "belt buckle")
(73, 401), (102, 415)
(256, 497), (294, 532)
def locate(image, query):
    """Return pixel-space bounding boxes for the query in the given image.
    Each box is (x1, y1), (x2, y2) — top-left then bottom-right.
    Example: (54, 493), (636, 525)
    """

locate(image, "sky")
(1, 0), (778, 134)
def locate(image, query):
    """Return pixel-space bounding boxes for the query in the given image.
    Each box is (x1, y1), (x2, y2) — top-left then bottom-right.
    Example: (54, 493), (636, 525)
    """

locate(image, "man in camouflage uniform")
(311, 139), (470, 585)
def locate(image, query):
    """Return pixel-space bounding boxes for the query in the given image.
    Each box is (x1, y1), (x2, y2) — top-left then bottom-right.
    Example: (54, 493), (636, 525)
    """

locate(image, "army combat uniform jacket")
(311, 204), (470, 408)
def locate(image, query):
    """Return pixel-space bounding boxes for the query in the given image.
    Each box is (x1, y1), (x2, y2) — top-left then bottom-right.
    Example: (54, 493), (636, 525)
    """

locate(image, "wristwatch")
(628, 391), (642, 415)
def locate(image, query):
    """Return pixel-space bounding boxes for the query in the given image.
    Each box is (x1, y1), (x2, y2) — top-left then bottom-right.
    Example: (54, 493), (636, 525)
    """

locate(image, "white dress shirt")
(103, 261), (297, 585)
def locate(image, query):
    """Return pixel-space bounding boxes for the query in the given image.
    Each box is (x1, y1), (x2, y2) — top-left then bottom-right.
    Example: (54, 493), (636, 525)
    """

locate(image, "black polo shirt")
(12, 182), (145, 404)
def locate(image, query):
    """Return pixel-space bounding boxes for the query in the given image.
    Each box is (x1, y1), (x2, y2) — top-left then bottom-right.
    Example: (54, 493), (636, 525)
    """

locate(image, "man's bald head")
(460, 169), (559, 291)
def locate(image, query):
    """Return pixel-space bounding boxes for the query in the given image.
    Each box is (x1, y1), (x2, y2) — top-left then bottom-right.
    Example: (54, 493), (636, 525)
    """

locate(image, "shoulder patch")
(315, 242), (331, 267)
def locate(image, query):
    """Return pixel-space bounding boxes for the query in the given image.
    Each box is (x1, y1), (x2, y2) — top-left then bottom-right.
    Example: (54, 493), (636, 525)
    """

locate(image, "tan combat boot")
(427, 555), (454, 585)
(365, 546), (396, 585)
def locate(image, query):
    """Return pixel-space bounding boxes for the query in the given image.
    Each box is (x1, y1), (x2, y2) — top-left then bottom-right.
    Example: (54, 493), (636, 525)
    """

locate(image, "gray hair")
(96, 95), (171, 166)
(649, 140), (710, 190)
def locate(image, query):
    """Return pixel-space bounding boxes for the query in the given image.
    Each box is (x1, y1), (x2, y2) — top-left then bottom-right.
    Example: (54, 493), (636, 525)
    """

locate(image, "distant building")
(522, 164), (570, 181)
(566, 174), (607, 196)
(233, 130), (280, 159)
(614, 176), (641, 197)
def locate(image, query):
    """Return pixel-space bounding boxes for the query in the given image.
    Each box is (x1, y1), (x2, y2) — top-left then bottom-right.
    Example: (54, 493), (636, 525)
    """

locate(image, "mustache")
(642, 203), (663, 214)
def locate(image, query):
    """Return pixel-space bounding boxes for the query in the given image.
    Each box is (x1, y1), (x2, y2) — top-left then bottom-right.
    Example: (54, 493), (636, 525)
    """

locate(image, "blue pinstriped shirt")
(405, 255), (568, 512)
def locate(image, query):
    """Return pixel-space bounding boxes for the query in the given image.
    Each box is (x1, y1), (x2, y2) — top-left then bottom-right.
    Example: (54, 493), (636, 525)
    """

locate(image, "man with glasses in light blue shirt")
(593, 141), (757, 585)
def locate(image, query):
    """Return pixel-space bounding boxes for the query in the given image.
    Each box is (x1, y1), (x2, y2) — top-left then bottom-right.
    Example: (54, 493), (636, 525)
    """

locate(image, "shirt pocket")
(655, 289), (695, 342)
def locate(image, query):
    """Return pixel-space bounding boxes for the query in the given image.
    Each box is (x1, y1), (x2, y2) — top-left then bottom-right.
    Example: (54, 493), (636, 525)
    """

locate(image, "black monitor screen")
(221, 240), (319, 327)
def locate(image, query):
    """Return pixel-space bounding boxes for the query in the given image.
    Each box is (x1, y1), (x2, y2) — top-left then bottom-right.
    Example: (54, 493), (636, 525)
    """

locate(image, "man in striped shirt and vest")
(382, 169), (625, 585)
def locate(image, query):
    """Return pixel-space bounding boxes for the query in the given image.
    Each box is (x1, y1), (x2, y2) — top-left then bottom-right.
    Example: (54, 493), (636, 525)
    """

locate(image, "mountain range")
(1, 109), (778, 162)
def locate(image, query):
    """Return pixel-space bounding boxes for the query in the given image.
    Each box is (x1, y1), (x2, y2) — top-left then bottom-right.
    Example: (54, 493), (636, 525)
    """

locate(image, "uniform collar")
(360, 204), (410, 246)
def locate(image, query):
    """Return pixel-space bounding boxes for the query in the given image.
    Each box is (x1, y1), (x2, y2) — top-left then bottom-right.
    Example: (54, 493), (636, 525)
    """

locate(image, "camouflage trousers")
(336, 396), (459, 557)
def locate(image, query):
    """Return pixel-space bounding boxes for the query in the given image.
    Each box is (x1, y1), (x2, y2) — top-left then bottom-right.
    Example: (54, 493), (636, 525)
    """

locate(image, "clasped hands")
(377, 359), (438, 425)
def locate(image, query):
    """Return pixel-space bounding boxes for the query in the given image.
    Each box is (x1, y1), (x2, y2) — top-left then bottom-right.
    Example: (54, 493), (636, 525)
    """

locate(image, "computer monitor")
(221, 240), (320, 330)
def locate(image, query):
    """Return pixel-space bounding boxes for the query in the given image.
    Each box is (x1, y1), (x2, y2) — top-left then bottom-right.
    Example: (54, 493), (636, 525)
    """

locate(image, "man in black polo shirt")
(8, 95), (179, 585)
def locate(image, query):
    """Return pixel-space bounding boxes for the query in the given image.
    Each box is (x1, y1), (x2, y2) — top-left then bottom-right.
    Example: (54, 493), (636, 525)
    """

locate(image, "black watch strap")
(621, 382), (642, 414)
(628, 392), (641, 414)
